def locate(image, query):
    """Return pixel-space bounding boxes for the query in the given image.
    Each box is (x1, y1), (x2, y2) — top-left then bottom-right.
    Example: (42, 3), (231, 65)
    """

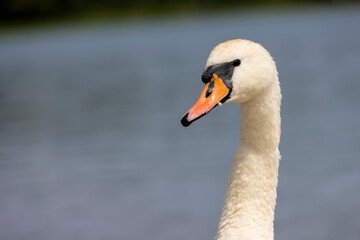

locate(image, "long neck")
(216, 80), (281, 240)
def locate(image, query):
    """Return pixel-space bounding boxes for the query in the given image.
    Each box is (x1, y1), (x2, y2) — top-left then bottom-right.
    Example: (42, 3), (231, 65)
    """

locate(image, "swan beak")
(181, 74), (230, 127)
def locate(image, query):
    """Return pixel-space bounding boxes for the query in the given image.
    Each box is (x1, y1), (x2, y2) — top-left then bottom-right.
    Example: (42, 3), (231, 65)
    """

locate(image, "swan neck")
(216, 81), (281, 240)
(239, 81), (281, 152)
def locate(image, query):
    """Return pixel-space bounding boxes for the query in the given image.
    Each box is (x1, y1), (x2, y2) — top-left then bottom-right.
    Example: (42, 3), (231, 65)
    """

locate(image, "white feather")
(207, 39), (281, 240)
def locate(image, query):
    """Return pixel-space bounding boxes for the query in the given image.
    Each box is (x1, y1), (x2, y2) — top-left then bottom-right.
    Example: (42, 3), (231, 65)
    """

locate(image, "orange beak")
(181, 73), (230, 127)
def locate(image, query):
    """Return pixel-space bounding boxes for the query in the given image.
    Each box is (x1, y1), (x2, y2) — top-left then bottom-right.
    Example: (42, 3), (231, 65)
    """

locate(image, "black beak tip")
(181, 113), (191, 127)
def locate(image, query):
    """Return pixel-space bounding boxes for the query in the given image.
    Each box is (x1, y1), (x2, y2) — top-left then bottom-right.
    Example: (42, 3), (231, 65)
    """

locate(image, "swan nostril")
(205, 80), (214, 98)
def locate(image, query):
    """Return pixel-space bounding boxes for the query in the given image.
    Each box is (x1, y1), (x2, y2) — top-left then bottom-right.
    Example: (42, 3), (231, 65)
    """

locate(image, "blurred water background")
(1, 3), (360, 240)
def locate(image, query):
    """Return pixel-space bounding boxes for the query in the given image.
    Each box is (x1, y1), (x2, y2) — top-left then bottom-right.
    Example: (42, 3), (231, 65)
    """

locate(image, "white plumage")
(183, 39), (281, 240)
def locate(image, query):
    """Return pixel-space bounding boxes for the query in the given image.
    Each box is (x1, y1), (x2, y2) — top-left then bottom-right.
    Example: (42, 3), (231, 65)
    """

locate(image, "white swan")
(181, 39), (281, 240)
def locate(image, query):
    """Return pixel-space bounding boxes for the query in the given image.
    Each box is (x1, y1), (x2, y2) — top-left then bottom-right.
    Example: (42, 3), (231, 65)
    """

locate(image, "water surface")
(0, 7), (360, 240)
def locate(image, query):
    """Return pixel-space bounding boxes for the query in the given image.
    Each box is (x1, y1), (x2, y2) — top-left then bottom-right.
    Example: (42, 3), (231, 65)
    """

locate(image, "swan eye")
(232, 59), (241, 67)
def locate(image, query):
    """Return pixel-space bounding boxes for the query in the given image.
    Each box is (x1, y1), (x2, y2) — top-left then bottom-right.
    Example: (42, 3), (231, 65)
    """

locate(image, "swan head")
(181, 39), (278, 127)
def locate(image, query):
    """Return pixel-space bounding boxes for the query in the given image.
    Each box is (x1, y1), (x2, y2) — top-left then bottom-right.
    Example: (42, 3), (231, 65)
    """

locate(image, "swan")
(181, 39), (281, 240)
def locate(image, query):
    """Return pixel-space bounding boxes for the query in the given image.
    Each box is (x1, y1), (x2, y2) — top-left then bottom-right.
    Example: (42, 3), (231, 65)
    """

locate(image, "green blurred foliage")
(0, 0), (358, 23)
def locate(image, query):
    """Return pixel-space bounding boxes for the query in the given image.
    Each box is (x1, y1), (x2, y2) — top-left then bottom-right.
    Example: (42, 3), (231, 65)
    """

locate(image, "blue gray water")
(0, 7), (360, 240)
